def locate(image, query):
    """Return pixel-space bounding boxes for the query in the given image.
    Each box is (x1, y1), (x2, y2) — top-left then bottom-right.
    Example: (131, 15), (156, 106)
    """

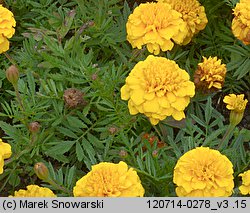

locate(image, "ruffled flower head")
(9, 185), (57, 197)
(232, 0), (250, 45)
(0, 5), (16, 53)
(173, 147), (234, 197)
(126, 2), (188, 55)
(73, 161), (144, 197)
(121, 55), (195, 125)
(223, 94), (248, 113)
(0, 138), (12, 174)
(223, 94), (248, 126)
(194, 56), (227, 91)
(239, 170), (250, 195)
(158, 0), (208, 45)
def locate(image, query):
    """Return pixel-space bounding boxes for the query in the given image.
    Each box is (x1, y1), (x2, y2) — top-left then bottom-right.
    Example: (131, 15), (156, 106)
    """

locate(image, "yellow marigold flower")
(239, 170), (250, 195)
(9, 185), (57, 197)
(232, 0), (250, 45)
(121, 55), (195, 125)
(223, 94), (248, 112)
(223, 94), (248, 126)
(126, 2), (188, 55)
(157, 0), (208, 45)
(194, 56), (227, 91)
(73, 161), (145, 197)
(0, 138), (12, 174)
(173, 147), (234, 197)
(0, 5), (16, 53)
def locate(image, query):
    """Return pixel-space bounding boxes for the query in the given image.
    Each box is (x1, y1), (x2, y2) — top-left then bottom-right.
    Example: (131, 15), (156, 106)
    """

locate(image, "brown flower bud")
(34, 162), (49, 181)
(63, 88), (87, 109)
(28, 121), (41, 133)
(108, 126), (118, 135)
(119, 150), (128, 158)
(91, 73), (98, 80)
(6, 65), (19, 85)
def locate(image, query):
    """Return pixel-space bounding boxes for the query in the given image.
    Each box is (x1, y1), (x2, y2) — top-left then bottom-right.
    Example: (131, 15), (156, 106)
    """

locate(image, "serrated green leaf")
(190, 114), (207, 128)
(205, 97), (213, 124)
(66, 116), (87, 129)
(66, 166), (76, 188)
(87, 133), (104, 149)
(202, 127), (226, 146)
(46, 140), (76, 155)
(76, 142), (84, 161)
(56, 126), (79, 139)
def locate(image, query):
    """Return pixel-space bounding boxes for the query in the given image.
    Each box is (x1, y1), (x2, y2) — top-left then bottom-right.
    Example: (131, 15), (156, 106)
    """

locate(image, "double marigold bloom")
(9, 185), (57, 197)
(126, 0), (207, 54)
(0, 5), (16, 53)
(223, 94), (248, 126)
(173, 147), (234, 197)
(232, 0), (250, 45)
(121, 55), (195, 125)
(0, 138), (12, 174)
(157, 0), (208, 45)
(194, 56), (227, 92)
(238, 170), (250, 195)
(73, 161), (144, 197)
(126, 2), (187, 55)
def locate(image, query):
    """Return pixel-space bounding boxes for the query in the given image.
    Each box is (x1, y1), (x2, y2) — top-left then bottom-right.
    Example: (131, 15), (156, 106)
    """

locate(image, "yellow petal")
(172, 110), (185, 121)
(144, 92), (155, 101)
(120, 85), (130, 100)
(130, 89), (145, 105)
(171, 97), (190, 111)
(159, 96), (170, 108)
(143, 99), (159, 113)
(149, 117), (159, 125)
(166, 92), (176, 103)
(128, 100), (139, 115)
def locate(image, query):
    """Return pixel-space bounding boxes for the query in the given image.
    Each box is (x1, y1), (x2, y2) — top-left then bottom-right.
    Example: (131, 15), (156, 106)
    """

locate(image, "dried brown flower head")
(63, 88), (87, 109)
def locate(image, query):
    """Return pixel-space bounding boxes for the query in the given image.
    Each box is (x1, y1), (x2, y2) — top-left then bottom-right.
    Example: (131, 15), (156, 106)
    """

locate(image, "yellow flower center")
(143, 63), (182, 96)
(196, 164), (215, 181)
(92, 170), (120, 197)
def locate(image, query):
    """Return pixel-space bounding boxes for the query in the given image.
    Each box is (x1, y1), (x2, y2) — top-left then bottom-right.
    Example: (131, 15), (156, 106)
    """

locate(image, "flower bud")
(229, 111), (244, 127)
(91, 73), (98, 80)
(6, 65), (19, 85)
(63, 88), (87, 109)
(108, 126), (118, 135)
(152, 150), (158, 158)
(28, 121), (41, 133)
(119, 150), (128, 158)
(34, 162), (49, 181)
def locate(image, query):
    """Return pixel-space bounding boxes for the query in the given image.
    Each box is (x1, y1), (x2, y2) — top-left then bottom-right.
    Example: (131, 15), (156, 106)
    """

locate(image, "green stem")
(4, 52), (18, 67)
(13, 84), (24, 112)
(217, 124), (235, 150)
(46, 177), (73, 196)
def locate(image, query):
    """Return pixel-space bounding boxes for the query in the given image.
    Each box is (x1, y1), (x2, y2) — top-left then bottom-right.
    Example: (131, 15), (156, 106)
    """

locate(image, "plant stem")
(4, 52), (18, 67)
(217, 124), (235, 150)
(46, 177), (73, 196)
(13, 84), (24, 112)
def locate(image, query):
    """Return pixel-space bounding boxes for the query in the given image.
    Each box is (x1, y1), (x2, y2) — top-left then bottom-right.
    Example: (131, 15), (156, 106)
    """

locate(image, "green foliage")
(0, 0), (249, 197)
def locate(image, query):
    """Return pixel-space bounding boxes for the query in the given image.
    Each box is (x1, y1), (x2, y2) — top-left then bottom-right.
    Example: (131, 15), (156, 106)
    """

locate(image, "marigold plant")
(126, 2), (188, 55)
(73, 161), (145, 197)
(0, 138), (12, 174)
(238, 170), (250, 195)
(121, 55), (195, 125)
(173, 147), (234, 197)
(194, 56), (227, 91)
(157, 0), (208, 45)
(231, 0), (250, 45)
(9, 185), (57, 197)
(0, 4), (16, 53)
